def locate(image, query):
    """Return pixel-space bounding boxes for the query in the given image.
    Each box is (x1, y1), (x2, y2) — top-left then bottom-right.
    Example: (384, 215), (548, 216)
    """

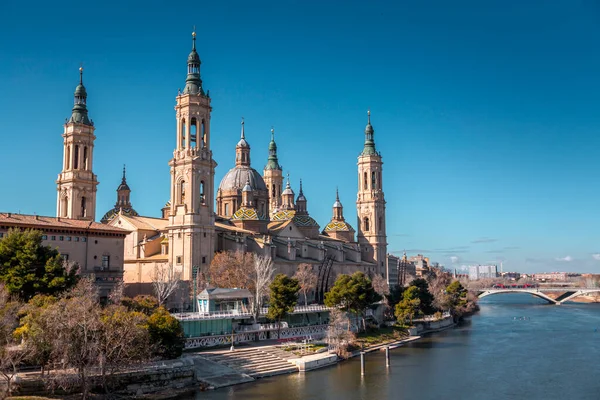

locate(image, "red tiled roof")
(0, 213), (128, 235)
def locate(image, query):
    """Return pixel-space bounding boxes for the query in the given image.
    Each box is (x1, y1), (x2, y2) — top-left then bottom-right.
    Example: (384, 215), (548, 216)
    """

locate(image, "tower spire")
(241, 117), (245, 139)
(361, 109), (376, 156)
(265, 126), (281, 170)
(183, 29), (204, 96)
(69, 66), (92, 125)
(122, 164), (127, 182)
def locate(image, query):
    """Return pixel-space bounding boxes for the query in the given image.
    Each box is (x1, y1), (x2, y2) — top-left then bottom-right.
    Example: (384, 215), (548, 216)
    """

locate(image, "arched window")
(201, 119), (206, 148)
(200, 180), (205, 204)
(363, 172), (368, 190)
(372, 171), (376, 190)
(83, 146), (88, 170)
(74, 145), (79, 169)
(65, 145), (71, 169)
(364, 217), (370, 232)
(61, 196), (68, 217)
(181, 119), (187, 148)
(179, 181), (186, 204)
(272, 184), (276, 198)
(81, 196), (87, 218)
(379, 217), (382, 232)
(224, 203), (229, 216)
(379, 172), (382, 189)
(190, 118), (197, 148)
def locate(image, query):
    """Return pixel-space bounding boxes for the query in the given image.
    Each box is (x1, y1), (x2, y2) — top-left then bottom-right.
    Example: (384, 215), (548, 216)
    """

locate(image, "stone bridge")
(476, 287), (600, 305)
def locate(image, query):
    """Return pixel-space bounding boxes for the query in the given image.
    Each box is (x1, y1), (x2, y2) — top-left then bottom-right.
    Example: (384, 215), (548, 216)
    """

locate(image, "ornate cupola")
(265, 128), (281, 171)
(183, 31), (204, 96)
(361, 110), (377, 156)
(242, 178), (253, 207)
(235, 118), (251, 167)
(116, 165), (132, 208)
(100, 165), (139, 223)
(295, 179), (307, 214)
(333, 187), (343, 219)
(323, 188), (355, 242)
(69, 67), (92, 126)
(281, 174), (295, 211)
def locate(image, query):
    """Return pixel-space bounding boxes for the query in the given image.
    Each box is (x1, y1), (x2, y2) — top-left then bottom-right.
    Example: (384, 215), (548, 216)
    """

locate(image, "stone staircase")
(200, 347), (298, 379)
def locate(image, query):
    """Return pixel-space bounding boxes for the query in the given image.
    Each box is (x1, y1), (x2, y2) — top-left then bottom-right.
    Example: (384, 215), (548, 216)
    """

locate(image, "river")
(195, 294), (600, 399)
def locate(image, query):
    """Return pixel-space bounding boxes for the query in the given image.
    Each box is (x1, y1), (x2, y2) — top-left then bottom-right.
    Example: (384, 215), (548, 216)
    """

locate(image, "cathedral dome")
(218, 166), (267, 192)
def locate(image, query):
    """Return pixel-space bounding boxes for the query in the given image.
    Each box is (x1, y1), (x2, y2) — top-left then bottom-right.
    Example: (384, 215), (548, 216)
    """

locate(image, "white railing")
(174, 305), (333, 321)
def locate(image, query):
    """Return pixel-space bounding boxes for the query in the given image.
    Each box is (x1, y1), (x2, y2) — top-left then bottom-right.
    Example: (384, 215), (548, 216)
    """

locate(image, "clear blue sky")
(1, 0), (600, 273)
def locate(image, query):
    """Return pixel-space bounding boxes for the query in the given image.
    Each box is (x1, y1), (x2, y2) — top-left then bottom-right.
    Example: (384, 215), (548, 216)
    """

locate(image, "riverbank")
(8, 317), (457, 398)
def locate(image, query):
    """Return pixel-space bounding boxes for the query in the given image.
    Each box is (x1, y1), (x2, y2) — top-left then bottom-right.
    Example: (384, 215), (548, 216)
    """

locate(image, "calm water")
(195, 294), (600, 400)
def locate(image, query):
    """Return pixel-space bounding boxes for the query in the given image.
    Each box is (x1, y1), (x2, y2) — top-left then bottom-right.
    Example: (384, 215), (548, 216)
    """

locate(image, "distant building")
(410, 254), (430, 277)
(533, 272), (581, 281)
(500, 271), (521, 281)
(468, 265), (498, 280)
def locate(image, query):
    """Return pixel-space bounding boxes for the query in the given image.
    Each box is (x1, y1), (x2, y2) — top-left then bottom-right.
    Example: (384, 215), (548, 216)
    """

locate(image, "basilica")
(52, 32), (403, 301)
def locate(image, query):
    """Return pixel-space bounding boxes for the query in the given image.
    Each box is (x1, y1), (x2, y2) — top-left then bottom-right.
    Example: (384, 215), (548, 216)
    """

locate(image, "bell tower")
(167, 31), (217, 281)
(56, 67), (98, 221)
(356, 111), (387, 277)
(263, 127), (283, 214)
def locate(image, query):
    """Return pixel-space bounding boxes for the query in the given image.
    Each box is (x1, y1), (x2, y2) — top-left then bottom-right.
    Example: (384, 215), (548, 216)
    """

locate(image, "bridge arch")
(477, 289), (557, 304)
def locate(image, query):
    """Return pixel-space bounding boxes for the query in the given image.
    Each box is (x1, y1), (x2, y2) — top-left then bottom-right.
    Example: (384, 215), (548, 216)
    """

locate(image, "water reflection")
(197, 294), (600, 400)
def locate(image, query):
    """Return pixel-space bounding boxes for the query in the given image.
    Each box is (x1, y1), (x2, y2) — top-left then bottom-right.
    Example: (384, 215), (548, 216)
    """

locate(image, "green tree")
(324, 272), (381, 332)
(14, 294), (58, 376)
(0, 229), (78, 300)
(444, 280), (478, 318)
(121, 295), (159, 316)
(408, 278), (435, 315)
(147, 306), (184, 359)
(267, 274), (300, 338)
(395, 286), (422, 325)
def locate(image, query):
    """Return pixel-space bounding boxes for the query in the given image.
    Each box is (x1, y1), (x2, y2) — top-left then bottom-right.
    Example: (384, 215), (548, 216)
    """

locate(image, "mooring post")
(360, 352), (365, 376)
(385, 346), (390, 367)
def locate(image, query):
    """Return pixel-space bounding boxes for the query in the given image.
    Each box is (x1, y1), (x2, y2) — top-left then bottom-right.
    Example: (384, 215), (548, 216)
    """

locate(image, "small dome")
(297, 193), (306, 202)
(231, 207), (268, 221)
(333, 199), (342, 208)
(242, 179), (252, 192)
(74, 84), (87, 97)
(237, 138), (249, 148)
(117, 181), (130, 191)
(324, 220), (354, 232)
(282, 186), (294, 196)
(188, 49), (200, 64)
(365, 122), (374, 135)
(218, 166), (267, 192)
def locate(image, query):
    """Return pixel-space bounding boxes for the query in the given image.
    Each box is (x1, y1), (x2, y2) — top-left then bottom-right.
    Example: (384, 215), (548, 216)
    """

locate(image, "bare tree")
(208, 251), (254, 289)
(151, 263), (181, 307)
(0, 284), (23, 396)
(251, 255), (275, 324)
(97, 305), (150, 392)
(294, 263), (318, 306)
(108, 279), (126, 305)
(326, 309), (355, 358)
(45, 279), (102, 399)
(372, 274), (390, 297)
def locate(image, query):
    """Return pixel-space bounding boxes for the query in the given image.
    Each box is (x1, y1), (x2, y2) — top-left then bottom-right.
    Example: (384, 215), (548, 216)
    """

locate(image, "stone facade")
(94, 32), (404, 305)
(0, 213), (127, 298)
